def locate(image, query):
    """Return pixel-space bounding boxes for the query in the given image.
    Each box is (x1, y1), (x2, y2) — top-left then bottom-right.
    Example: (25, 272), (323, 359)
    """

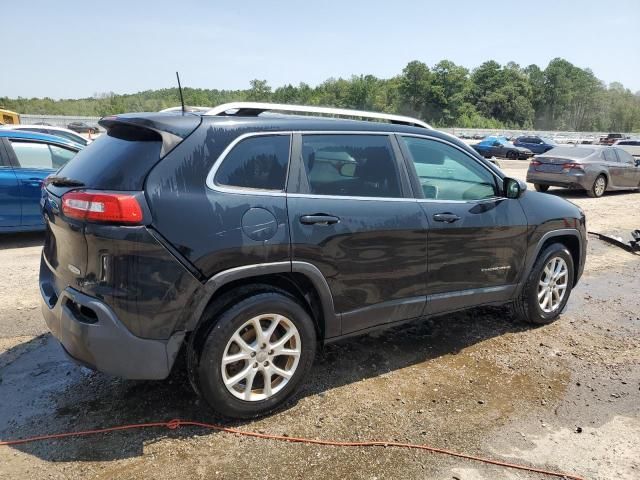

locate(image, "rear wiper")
(45, 176), (85, 187)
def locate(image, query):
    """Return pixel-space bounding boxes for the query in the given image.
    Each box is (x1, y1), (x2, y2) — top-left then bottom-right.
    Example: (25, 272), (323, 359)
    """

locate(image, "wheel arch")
(524, 229), (583, 289)
(185, 261), (338, 344)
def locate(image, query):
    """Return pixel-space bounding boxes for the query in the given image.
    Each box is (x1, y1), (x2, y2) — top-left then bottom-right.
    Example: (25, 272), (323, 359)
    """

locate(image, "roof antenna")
(176, 71), (185, 114)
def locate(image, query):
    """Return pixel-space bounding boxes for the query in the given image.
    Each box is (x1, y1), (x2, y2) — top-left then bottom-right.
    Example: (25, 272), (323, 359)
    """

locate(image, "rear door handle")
(433, 213), (460, 223)
(300, 214), (340, 226)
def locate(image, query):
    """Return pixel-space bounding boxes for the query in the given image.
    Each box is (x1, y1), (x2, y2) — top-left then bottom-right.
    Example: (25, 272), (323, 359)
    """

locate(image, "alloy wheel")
(594, 176), (606, 197)
(221, 314), (301, 401)
(537, 257), (569, 313)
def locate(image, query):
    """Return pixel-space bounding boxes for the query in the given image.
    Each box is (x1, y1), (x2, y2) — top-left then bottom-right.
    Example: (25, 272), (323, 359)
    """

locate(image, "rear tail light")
(530, 160), (541, 167)
(562, 163), (584, 171)
(62, 191), (143, 224)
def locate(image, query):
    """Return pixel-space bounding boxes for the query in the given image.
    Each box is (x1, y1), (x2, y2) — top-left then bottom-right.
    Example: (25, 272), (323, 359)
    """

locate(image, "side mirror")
(504, 177), (527, 199)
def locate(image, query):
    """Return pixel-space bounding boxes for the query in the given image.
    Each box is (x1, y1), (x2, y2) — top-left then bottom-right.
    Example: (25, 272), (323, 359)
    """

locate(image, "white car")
(2, 125), (91, 146)
(614, 138), (640, 158)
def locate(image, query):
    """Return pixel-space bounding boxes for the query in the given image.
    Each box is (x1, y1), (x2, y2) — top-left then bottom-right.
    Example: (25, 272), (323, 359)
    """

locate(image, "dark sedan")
(527, 145), (640, 197)
(514, 135), (557, 154)
(67, 121), (99, 134)
(472, 136), (533, 159)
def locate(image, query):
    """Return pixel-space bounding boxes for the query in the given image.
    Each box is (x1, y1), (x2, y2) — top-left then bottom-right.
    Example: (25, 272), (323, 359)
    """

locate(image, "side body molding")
(185, 261), (340, 338)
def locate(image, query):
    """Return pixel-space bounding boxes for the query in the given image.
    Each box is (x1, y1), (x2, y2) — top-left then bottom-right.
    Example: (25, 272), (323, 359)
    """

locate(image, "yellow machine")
(0, 109), (21, 125)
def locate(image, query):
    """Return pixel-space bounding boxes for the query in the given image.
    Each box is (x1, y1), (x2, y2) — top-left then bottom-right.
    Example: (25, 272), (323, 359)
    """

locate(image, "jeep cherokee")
(40, 102), (586, 418)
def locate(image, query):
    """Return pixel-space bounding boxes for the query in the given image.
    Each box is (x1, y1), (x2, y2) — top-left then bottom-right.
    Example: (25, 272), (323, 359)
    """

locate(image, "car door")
(491, 140), (507, 157)
(5, 139), (77, 226)
(0, 140), (21, 227)
(397, 134), (528, 315)
(287, 132), (428, 336)
(602, 148), (625, 188)
(613, 148), (640, 187)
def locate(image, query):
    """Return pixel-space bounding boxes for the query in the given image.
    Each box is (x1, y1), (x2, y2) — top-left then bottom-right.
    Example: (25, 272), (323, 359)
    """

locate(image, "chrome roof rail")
(203, 102), (431, 129)
(159, 106), (211, 113)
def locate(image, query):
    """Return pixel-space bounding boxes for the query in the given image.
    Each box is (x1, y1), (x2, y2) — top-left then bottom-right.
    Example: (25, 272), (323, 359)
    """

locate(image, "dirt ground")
(1, 161), (638, 480)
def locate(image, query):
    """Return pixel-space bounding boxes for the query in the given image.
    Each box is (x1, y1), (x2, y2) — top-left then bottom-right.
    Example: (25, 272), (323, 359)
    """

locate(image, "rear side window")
(10, 141), (76, 169)
(301, 134), (401, 198)
(214, 135), (290, 191)
(55, 125), (162, 190)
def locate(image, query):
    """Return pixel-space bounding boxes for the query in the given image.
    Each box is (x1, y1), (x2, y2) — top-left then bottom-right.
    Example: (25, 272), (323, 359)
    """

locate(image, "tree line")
(2, 57), (639, 132)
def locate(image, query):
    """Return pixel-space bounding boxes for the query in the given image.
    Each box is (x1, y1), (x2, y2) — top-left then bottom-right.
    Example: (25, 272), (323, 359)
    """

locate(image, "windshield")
(543, 146), (594, 158)
(540, 137), (556, 145)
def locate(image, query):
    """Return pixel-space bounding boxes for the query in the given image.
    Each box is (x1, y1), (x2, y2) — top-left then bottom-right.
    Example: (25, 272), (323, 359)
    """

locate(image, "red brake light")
(530, 159), (541, 166)
(562, 162), (584, 171)
(62, 191), (143, 224)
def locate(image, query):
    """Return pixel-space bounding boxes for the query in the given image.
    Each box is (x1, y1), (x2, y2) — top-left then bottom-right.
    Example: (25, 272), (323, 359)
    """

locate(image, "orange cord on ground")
(0, 418), (586, 480)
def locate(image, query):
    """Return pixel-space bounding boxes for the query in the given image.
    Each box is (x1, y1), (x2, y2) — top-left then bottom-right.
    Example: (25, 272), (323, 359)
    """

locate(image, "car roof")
(0, 129), (83, 149)
(11, 124), (82, 134)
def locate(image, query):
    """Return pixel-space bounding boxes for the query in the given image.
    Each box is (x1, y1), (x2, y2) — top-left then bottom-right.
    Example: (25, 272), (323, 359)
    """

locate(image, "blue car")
(471, 136), (533, 160)
(0, 130), (82, 232)
(514, 135), (557, 154)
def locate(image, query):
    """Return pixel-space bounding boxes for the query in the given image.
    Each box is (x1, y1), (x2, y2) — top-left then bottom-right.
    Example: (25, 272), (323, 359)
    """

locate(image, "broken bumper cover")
(40, 285), (184, 380)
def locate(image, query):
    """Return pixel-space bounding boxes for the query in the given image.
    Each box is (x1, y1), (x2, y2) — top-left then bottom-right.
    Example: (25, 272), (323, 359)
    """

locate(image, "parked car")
(40, 102), (586, 418)
(472, 136), (533, 159)
(514, 135), (557, 154)
(67, 121), (99, 134)
(0, 130), (81, 232)
(4, 124), (90, 146)
(614, 138), (640, 158)
(599, 133), (626, 145)
(527, 145), (640, 197)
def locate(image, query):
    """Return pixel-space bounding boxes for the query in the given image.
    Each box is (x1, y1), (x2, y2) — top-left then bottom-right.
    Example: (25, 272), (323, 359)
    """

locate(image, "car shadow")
(543, 188), (635, 200)
(2, 306), (530, 462)
(0, 231), (45, 250)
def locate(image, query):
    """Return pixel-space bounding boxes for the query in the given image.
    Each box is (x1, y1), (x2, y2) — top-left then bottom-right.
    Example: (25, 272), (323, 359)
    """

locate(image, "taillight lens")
(62, 191), (143, 224)
(562, 162), (584, 171)
(530, 159), (541, 167)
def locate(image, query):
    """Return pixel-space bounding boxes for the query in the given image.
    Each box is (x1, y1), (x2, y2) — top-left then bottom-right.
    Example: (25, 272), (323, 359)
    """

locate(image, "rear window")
(544, 147), (594, 158)
(55, 125), (162, 191)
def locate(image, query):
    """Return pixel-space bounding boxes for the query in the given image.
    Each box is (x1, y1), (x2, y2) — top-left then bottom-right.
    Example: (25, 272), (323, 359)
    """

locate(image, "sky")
(3, 0), (639, 99)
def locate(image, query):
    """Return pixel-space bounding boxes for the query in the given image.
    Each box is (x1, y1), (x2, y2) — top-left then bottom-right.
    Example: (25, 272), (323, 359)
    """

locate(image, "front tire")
(513, 243), (574, 325)
(534, 184), (549, 192)
(507, 150), (518, 159)
(193, 292), (316, 418)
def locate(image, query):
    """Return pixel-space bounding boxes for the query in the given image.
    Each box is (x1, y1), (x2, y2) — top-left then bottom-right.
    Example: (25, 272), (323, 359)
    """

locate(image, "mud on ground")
(0, 163), (638, 479)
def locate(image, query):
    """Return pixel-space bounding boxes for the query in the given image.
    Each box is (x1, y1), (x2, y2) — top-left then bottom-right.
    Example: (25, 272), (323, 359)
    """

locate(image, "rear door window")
(300, 134), (401, 198)
(603, 149), (618, 162)
(9, 141), (75, 169)
(214, 135), (291, 191)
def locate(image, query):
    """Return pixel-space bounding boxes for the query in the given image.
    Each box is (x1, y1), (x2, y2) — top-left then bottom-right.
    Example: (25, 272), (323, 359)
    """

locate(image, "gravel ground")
(0, 161), (638, 479)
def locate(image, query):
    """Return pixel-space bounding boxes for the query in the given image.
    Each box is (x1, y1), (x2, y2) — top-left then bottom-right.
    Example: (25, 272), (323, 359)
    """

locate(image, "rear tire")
(193, 291), (316, 418)
(512, 243), (574, 325)
(587, 175), (607, 198)
(534, 184), (549, 192)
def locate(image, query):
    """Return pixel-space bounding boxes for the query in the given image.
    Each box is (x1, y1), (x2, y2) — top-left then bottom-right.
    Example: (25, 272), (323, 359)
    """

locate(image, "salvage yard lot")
(0, 161), (638, 479)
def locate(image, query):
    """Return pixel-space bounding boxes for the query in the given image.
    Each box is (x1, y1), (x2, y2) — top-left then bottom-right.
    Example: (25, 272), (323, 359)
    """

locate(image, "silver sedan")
(526, 145), (640, 197)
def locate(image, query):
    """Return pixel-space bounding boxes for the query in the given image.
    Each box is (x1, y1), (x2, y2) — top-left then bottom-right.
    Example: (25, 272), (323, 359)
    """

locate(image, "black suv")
(40, 103), (586, 418)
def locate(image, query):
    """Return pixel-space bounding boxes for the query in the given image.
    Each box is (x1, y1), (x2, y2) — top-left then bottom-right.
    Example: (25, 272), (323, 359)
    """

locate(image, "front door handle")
(300, 214), (340, 226)
(433, 213), (460, 223)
